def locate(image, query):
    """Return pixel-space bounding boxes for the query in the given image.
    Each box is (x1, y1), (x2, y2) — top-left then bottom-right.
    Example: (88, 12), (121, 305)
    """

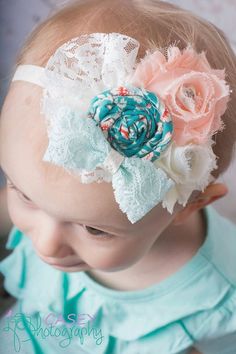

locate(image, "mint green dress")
(0, 206), (236, 354)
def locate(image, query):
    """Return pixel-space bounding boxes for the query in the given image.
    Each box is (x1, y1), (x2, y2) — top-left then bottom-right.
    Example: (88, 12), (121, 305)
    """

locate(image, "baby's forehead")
(1, 83), (50, 178)
(1, 82), (46, 154)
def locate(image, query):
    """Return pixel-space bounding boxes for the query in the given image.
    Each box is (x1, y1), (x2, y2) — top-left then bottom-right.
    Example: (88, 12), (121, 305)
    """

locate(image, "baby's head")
(0, 0), (236, 273)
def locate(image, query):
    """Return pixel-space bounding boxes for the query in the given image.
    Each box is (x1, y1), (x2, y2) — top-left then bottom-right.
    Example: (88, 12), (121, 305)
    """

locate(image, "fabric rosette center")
(176, 84), (203, 113)
(87, 86), (173, 162)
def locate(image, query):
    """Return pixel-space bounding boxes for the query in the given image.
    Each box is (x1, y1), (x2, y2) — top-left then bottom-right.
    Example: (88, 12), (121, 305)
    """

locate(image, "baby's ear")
(173, 183), (228, 225)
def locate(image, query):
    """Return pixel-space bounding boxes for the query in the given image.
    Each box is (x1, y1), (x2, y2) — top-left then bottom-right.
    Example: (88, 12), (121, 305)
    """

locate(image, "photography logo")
(0, 309), (104, 352)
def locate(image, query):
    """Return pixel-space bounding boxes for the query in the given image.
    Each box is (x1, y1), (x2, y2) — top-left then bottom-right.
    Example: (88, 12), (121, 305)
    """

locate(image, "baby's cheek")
(84, 242), (145, 272)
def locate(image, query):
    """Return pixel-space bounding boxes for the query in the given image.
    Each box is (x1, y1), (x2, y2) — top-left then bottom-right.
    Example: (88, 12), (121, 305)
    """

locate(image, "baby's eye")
(7, 182), (32, 204)
(84, 225), (112, 239)
(85, 226), (103, 235)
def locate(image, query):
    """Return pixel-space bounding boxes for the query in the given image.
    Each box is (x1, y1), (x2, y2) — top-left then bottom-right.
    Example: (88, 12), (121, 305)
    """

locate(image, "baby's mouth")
(50, 262), (91, 273)
(50, 261), (86, 268)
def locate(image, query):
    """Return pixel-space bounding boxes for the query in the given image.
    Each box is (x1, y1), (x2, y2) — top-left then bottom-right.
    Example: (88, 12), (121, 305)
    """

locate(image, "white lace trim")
(42, 33), (140, 114)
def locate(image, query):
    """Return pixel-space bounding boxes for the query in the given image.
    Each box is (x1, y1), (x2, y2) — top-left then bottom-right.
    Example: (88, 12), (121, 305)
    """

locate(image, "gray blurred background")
(0, 0), (236, 221)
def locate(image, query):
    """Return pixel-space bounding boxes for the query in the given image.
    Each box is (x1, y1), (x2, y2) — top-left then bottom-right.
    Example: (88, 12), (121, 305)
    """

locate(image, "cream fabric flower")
(154, 142), (217, 212)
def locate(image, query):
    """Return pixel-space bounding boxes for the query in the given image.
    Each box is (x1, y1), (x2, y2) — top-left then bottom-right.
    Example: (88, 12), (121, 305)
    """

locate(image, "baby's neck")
(87, 208), (207, 291)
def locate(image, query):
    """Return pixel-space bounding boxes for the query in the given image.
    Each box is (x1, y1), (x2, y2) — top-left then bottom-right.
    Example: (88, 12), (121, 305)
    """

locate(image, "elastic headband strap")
(12, 65), (45, 88)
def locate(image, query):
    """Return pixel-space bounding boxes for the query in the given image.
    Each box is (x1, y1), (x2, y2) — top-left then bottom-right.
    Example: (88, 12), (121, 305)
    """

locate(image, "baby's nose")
(50, 245), (75, 258)
(33, 221), (74, 259)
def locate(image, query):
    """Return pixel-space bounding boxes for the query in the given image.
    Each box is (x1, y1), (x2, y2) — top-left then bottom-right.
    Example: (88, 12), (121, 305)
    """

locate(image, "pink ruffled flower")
(131, 45), (230, 145)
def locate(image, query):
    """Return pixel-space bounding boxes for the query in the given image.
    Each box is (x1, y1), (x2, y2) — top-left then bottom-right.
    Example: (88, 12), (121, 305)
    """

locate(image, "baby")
(0, 0), (236, 353)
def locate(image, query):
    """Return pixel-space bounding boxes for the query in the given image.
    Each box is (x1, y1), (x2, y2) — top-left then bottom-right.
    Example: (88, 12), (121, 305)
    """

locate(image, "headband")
(11, 33), (230, 224)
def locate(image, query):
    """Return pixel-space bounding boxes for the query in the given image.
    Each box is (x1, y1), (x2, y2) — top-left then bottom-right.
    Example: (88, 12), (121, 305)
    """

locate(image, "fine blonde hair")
(15, 0), (236, 179)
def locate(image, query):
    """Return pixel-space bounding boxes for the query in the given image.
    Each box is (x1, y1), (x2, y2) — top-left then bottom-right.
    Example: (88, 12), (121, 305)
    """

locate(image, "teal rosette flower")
(87, 86), (173, 162)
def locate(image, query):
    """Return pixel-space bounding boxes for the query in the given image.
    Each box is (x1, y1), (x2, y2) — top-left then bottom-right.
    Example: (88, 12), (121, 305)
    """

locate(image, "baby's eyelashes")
(7, 181), (33, 204)
(82, 225), (114, 240)
(84, 225), (105, 235)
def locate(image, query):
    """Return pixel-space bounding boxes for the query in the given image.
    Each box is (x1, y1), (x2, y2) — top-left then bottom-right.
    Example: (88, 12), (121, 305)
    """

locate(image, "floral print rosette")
(11, 33), (231, 223)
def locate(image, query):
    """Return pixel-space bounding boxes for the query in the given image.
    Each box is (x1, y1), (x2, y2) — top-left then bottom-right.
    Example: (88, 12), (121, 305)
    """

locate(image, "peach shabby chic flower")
(131, 45), (230, 145)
